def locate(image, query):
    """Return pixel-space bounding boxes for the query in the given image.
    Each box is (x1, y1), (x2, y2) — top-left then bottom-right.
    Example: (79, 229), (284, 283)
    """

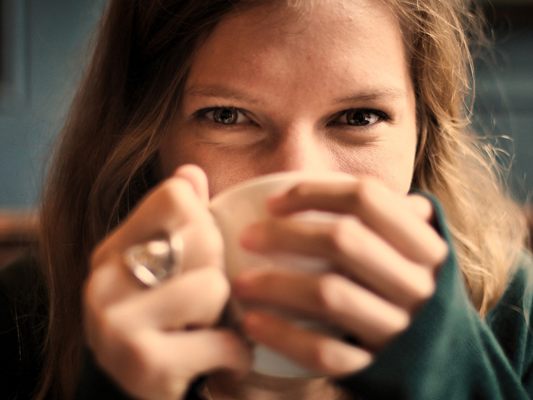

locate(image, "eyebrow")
(185, 85), (406, 105)
(185, 85), (263, 105)
(333, 88), (406, 104)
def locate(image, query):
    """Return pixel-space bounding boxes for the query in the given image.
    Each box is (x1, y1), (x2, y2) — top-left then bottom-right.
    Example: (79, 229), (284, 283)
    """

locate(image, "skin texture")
(159, 0), (417, 194)
(85, 1), (448, 400)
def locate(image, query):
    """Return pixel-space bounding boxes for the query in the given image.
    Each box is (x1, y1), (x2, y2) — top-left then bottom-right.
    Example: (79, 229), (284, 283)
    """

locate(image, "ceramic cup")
(210, 171), (356, 377)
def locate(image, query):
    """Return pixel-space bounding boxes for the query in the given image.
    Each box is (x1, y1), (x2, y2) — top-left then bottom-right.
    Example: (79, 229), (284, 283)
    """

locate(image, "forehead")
(186, 0), (410, 102)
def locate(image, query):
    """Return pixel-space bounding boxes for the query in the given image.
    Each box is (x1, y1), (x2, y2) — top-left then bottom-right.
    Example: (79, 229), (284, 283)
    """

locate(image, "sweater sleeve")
(335, 197), (533, 400)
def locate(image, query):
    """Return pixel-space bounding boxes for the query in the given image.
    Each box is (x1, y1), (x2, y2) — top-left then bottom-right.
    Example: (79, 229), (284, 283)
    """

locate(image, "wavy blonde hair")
(390, 0), (527, 314)
(38, 0), (527, 397)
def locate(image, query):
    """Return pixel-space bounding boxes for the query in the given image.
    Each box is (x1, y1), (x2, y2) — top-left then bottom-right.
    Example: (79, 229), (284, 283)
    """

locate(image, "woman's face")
(159, 0), (417, 197)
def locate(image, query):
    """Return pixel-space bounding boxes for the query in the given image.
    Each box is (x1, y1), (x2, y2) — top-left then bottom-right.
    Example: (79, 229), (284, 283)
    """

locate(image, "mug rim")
(210, 171), (356, 208)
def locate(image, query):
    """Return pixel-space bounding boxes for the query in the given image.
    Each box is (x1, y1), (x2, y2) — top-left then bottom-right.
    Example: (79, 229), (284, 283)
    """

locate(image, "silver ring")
(123, 234), (184, 287)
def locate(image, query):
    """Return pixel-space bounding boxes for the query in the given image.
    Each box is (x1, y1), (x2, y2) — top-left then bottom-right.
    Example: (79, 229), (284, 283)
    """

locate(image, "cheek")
(201, 150), (275, 197)
(381, 137), (417, 193)
(158, 126), (215, 176)
(158, 137), (256, 197)
(387, 137), (418, 193)
(380, 151), (416, 193)
(158, 135), (183, 178)
(381, 112), (418, 193)
(334, 136), (417, 194)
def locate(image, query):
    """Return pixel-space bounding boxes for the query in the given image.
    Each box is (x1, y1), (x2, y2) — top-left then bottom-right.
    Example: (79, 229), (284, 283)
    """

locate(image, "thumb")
(174, 164), (210, 205)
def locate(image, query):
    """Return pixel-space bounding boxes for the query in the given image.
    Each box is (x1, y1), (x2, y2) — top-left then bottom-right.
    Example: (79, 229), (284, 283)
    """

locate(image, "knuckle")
(147, 178), (201, 224)
(215, 329), (250, 361)
(411, 271), (437, 303)
(203, 225), (225, 258)
(310, 339), (370, 375)
(315, 273), (343, 313)
(145, 354), (188, 400)
(308, 339), (329, 370)
(121, 332), (162, 381)
(86, 296), (191, 398)
(186, 222), (225, 264)
(411, 194), (432, 209)
(156, 179), (192, 208)
(327, 216), (359, 253)
(308, 339), (338, 372)
(391, 310), (411, 334)
(407, 194), (434, 219)
(102, 328), (188, 398)
(286, 182), (312, 200)
(157, 376), (189, 400)
(431, 239), (449, 266)
(353, 177), (378, 205)
(96, 304), (129, 343)
(203, 268), (231, 303)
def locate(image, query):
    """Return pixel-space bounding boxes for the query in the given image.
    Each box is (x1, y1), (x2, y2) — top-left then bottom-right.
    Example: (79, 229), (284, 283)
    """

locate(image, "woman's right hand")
(84, 165), (252, 400)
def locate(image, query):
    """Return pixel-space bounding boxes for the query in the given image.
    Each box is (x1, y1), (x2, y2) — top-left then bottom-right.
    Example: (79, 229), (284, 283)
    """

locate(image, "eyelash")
(193, 106), (390, 128)
(328, 109), (390, 128)
(193, 107), (255, 127)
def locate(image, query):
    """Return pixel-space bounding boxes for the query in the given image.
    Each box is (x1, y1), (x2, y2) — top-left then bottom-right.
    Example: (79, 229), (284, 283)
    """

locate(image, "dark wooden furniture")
(0, 210), (38, 268)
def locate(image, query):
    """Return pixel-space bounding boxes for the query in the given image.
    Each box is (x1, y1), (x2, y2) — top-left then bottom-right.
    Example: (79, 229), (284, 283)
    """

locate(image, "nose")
(263, 126), (335, 175)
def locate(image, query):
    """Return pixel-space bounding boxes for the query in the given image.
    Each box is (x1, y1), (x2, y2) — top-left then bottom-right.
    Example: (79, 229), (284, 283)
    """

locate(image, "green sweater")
(1, 201), (532, 399)
(336, 199), (533, 399)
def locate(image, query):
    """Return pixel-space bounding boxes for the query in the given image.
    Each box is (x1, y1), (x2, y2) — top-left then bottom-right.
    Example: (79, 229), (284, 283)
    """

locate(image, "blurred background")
(0, 0), (532, 262)
(474, 0), (533, 201)
(1, 0), (106, 207)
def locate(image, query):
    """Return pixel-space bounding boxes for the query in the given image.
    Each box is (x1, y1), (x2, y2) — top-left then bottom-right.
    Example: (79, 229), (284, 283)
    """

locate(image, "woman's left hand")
(233, 176), (449, 376)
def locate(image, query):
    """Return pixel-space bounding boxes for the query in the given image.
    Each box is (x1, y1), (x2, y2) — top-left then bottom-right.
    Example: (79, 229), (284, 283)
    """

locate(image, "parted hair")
(37, 0), (527, 398)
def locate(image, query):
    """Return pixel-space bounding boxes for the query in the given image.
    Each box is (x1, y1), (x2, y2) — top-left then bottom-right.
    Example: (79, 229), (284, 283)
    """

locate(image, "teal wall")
(0, 1), (532, 207)
(475, 24), (533, 200)
(0, 0), (105, 207)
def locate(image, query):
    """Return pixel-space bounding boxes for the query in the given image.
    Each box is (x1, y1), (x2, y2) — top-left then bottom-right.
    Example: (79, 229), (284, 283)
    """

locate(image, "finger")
(120, 267), (231, 330)
(174, 164), (210, 205)
(88, 218), (224, 307)
(241, 216), (436, 310)
(406, 194), (434, 221)
(159, 329), (252, 378)
(233, 269), (409, 350)
(242, 311), (373, 376)
(92, 175), (213, 268)
(85, 249), (156, 313)
(267, 177), (447, 266)
(87, 260), (229, 325)
(101, 329), (251, 400)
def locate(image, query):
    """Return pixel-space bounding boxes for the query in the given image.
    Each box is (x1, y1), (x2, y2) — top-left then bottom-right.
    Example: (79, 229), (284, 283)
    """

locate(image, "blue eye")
(332, 109), (389, 127)
(195, 107), (249, 125)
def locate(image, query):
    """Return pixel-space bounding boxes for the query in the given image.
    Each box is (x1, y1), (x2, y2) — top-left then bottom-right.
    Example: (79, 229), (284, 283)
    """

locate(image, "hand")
(84, 165), (252, 400)
(233, 176), (448, 376)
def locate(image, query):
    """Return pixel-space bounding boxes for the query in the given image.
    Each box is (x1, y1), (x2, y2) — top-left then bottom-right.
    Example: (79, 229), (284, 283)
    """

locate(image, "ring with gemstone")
(123, 234), (183, 287)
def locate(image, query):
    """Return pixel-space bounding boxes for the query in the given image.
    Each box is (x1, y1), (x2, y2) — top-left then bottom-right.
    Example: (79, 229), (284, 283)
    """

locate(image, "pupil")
(215, 108), (237, 124)
(348, 111), (370, 126)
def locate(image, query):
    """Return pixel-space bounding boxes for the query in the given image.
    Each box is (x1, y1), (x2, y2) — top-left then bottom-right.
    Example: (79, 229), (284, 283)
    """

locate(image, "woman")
(0, 0), (531, 399)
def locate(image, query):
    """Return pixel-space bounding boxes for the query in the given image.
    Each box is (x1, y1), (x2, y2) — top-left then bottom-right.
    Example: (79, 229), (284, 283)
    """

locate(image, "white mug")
(210, 171), (356, 377)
